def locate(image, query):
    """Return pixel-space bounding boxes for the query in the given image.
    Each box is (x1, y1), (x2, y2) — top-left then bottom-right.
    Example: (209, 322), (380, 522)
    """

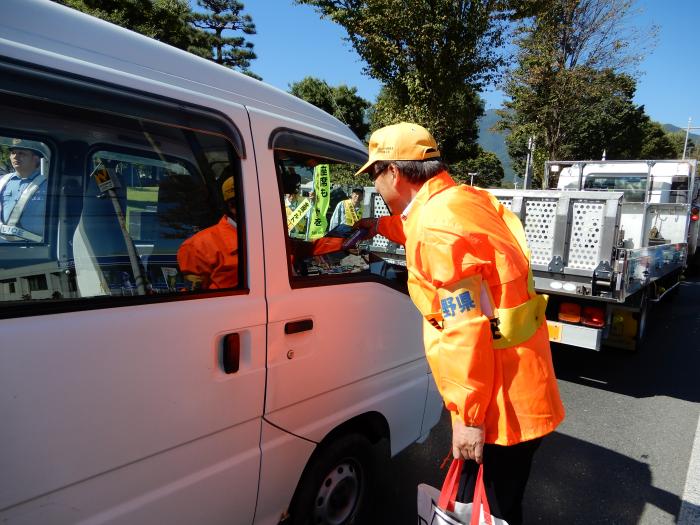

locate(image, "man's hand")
(352, 217), (379, 238)
(452, 419), (485, 464)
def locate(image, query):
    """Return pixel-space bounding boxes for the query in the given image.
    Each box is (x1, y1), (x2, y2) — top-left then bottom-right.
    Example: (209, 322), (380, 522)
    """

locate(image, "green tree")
(191, 0), (259, 77)
(325, 164), (372, 188)
(498, 0), (657, 185)
(452, 148), (504, 188)
(295, 0), (507, 165)
(53, 0), (260, 76)
(53, 0), (208, 56)
(638, 121), (677, 159)
(289, 77), (371, 139)
(666, 130), (700, 160)
(667, 131), (688, 158)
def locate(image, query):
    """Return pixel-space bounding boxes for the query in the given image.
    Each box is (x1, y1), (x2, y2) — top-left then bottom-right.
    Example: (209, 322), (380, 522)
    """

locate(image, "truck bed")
(489, 189), (687, 302)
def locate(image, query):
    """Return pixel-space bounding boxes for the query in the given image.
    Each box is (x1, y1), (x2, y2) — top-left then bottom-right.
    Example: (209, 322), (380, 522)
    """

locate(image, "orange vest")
(177, 216), (238, 290)
(378, 172), (564, 445)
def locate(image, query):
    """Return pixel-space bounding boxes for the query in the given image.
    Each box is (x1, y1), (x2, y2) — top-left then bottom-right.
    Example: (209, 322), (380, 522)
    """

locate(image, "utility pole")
(682, 118), (700, 159)
(523, 136), (535, 189)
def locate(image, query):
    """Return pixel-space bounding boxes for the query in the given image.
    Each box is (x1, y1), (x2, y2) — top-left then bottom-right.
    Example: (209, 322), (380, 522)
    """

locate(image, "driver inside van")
(0, 138), (49, 242)
(177, 176), (239, 290)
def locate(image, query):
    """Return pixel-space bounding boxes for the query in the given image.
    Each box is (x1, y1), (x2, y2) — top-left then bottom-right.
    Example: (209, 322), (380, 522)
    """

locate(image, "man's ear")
(388, 163), (401, 189)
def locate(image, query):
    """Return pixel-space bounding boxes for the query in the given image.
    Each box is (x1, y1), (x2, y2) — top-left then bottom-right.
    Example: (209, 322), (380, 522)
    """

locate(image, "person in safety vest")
(283, 169), (310, 239)
(177, 177), (239, 290)
(0, 138), (50, 243)
(353, 122), (564, 525)
(329, 187), (364, 229)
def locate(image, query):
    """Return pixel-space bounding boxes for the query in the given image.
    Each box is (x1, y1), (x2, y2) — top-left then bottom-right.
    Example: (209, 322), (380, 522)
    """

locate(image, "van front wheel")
(289, 434), (377, 525)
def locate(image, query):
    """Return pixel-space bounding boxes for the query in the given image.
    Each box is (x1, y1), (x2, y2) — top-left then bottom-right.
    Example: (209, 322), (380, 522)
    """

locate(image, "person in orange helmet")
(177, 176), (239, 290)
(354, 122), (564, 525)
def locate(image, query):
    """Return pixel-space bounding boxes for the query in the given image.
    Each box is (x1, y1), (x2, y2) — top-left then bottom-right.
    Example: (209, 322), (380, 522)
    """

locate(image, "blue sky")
(239, 0), (697, 129)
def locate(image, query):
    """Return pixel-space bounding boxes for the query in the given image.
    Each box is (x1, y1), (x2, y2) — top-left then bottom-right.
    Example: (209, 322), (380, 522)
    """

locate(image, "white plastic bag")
(417, 460), (508, 525)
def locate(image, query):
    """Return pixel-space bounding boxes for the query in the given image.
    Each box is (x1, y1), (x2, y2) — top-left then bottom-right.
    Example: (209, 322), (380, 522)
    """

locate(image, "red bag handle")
(471, 464), (492, 525)
(438, 460), (493, 525)
(437, 458), (463, 512)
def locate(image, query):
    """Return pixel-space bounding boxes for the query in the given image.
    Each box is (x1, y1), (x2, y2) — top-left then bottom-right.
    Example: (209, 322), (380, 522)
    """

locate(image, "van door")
(248, 117), (432, 523)
(0, 65), (265, 524)
(259, 128), (428, 440)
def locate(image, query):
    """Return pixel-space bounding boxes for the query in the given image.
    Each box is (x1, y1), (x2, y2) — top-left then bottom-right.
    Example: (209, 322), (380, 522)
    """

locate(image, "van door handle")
(222, 333), (240, 374)
(285, 319), (313, 334)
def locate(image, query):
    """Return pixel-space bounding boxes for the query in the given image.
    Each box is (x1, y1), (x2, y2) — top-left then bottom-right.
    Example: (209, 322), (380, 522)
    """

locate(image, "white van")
(0, 2), (442, 524)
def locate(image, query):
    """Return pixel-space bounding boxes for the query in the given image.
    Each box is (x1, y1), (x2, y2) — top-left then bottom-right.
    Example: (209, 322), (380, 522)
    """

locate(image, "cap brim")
(354, 158), (375, 177)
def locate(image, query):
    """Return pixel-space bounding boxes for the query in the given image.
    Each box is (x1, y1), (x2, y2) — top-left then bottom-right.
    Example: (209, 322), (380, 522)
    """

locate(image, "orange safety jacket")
(177, 216), (238, 290)
(377, 172), (565, 445)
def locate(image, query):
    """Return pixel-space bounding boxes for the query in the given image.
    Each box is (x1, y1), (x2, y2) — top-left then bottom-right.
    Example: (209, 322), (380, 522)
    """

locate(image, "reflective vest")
(0, 172), (46, 242)
(341, 199), (363, 226)
(285, 195), (310, 239)
(377, 171), (564, 445)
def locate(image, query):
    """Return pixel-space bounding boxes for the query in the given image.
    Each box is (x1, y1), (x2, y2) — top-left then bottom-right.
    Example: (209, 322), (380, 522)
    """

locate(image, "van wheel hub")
(312, 460), (361, 524)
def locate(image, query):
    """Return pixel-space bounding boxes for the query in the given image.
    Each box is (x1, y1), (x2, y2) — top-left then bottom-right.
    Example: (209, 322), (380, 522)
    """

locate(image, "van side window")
(0, 92), (244, 313)
(274, 149), (408, 291)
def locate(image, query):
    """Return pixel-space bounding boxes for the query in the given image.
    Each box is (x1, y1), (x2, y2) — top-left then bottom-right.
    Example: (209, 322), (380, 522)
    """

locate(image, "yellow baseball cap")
(355, 122), (441, 176)
(222, 177), (235, 201)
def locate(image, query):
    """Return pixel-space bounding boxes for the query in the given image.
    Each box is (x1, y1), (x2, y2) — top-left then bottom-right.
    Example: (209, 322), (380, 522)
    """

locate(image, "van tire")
(289, 433), (377, 525)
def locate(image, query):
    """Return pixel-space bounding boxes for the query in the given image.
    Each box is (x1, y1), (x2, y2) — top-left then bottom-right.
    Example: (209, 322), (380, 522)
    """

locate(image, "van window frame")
(269, 128), (366, 165)
(270, 130), (408, 295)
(0, 57), (246, 159)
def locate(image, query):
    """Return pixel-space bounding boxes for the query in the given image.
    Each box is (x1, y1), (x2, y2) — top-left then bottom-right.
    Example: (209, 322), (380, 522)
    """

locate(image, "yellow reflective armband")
(491, 294), (548, 349)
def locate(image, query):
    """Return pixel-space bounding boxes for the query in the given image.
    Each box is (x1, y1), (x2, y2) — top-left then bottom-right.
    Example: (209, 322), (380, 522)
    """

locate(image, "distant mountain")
(477, 108), (515, 182)
(662, 123), (700, 143)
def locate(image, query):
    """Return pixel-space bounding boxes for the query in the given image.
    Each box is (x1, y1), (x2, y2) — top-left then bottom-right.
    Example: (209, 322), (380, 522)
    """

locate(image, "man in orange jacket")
(177, 177), (347, 289)
(355, 123), (564, 525)
(178, 177), (239, 290)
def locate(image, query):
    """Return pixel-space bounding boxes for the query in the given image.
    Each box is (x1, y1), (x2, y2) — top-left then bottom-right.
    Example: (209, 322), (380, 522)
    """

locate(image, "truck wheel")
(289, 434), (378, 525)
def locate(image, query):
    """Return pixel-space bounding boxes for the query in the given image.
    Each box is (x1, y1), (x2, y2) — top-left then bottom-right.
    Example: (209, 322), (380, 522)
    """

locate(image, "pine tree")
(191, 0), (258, 78)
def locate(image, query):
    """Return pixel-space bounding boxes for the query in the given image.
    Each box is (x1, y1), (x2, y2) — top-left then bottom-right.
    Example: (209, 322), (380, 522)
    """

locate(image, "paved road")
(376, 276), (700, 524)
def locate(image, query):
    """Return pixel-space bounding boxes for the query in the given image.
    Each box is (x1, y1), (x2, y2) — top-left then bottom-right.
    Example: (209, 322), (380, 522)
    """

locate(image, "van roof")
(0, 0), (365, 150)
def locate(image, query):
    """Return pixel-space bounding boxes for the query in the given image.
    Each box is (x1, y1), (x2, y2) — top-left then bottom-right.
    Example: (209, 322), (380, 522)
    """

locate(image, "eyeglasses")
(371, 163), (388, 181)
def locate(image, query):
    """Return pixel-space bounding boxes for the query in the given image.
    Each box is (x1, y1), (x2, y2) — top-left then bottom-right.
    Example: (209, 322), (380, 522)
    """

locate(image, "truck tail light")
(692, 207), (699, 222)
(581, 306), (605, 328)
(558, 303), (581, 323)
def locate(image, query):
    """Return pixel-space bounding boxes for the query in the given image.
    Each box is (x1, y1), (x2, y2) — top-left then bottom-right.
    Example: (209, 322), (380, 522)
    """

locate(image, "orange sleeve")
(376, 215), (406, 245)
(289, 237), (345, 261)
(420, 224), (494, 427)
(311, 237), (345, 255)
(177, 237), (208, 279)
